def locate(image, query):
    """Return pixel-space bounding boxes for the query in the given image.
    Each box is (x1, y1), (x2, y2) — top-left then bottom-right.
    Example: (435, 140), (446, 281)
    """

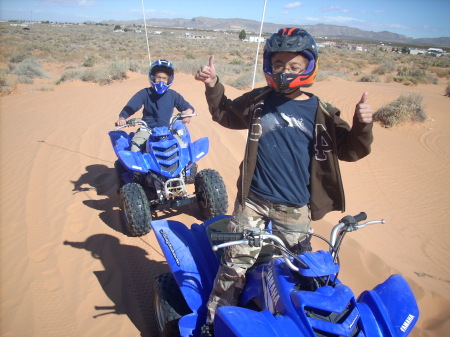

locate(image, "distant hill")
(103, 16), (450, 48)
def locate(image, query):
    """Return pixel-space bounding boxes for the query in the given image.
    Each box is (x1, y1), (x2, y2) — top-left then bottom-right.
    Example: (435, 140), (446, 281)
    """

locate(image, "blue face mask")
(151, 80), (170, 95)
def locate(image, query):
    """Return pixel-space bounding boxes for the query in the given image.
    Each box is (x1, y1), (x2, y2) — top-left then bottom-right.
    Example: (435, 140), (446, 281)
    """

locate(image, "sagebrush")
(374, 94), (427, 127)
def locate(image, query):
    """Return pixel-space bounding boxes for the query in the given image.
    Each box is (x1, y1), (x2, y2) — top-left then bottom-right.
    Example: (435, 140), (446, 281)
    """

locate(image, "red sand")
(1, 72), (449, 336)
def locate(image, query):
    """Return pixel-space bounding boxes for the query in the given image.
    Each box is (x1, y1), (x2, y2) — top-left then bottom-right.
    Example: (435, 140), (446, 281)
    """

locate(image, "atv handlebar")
(115, 113), (199, 131)
(212, 230), (300, 272)
(168, 113), (198, 129)
(114, 118), (148, 131)
(211, 212), (386, 273)
(330, 215), (385, 247)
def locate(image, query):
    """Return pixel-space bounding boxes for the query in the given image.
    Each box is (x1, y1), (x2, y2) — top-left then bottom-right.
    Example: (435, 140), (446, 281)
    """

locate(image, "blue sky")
(1, 0), (449, 39)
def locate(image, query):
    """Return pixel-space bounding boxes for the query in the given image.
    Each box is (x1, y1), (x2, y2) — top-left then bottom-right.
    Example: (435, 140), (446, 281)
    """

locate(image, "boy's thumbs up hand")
(355, 92), (373, 123)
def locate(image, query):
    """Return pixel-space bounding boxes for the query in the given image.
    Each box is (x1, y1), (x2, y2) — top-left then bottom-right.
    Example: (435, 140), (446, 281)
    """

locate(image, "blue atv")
(150, 212), (419, 337)
(109, 113), (228, 237)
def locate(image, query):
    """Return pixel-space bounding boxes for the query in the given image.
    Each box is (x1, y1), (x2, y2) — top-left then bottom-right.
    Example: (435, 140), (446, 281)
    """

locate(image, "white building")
(248, 36), (265, 43)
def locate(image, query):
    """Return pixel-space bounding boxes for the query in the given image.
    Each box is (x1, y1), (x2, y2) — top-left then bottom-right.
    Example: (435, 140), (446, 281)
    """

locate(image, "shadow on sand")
(64, 234), (169, 337)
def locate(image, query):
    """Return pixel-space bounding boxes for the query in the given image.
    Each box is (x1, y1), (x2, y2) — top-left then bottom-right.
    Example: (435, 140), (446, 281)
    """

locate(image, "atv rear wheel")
(119, 183), (151, 236)
(153, 273), (191, 337)
(195, 169), (228, 219)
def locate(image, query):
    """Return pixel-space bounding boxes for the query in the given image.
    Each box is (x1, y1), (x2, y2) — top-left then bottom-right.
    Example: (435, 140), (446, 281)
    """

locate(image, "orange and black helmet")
(263, 27), (318, 93)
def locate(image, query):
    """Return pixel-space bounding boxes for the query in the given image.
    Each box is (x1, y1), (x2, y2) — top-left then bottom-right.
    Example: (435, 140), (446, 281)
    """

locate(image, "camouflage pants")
(131, 127), (151, 152)
(206, 191), (311, 323)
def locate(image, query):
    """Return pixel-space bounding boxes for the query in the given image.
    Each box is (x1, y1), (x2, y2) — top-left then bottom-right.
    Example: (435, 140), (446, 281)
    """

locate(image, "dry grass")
(374, 93), (427, 127)
(1, 22), (449, 94)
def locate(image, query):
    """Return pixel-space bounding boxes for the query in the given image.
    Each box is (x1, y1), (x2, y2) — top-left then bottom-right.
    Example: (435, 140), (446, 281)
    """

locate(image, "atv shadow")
(71, 164), (125, 234)
(71, 164), (203, 234)
(63, 234), (169, 337)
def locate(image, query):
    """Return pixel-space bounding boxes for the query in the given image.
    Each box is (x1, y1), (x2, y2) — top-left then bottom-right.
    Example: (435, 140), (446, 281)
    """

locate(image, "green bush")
(374, 93), (426, 127)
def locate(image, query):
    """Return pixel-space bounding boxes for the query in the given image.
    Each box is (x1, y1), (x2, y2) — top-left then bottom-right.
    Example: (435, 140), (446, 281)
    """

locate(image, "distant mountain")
(103, 16), (450, 48)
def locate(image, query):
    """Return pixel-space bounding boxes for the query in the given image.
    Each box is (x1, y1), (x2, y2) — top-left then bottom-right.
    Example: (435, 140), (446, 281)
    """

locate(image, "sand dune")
(1, 72), (449, 336)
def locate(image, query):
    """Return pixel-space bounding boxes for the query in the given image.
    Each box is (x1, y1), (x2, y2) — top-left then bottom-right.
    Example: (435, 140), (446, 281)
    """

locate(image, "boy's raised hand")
(355, 92), (373, 124)
(195, 55), (217, 87)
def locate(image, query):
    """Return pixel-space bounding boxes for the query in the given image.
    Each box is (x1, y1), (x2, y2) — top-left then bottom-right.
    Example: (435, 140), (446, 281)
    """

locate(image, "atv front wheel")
(119, 183), (151, 236)
(153, 273), (191, 337)
(195, 169), (228, 219)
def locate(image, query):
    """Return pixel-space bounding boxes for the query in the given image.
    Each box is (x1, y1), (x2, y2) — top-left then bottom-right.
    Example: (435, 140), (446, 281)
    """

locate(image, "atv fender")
(109, 130), (133, 154)
(215, 307), (302, 337)
(110, 130), (158, 173)
(357, 274), (419, 336)
(117, 150), (154, 173)
(189, 137), (209, 162)
(151, 216), (229, 328)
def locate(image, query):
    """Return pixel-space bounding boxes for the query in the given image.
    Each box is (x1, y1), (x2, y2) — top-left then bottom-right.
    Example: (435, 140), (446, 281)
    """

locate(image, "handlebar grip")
(339, 212), (367, 226)
(210, 232), (245, 242)
(353, 212), (367, 222)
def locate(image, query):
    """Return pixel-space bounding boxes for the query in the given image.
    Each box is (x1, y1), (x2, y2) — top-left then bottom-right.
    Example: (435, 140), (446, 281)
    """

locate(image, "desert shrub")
(9, 52), (29, 63)
(174, 58), (206, 75)
(359, 74), (380, 82)
(374, 93), (426, 127)
(230, 71), (264, 89)
(429, 66), (450, 79)
(373, 60), (396, 75)
(127, 59), (146, 73)
(0, 68), (7, 87)
(394, 64), (438, 85)
(17, 75), (34, 84)
(230, 49), (242, 57)
(79, 61), (128, 85)
(185, 51), (195, 60)
(107, 61), (128, 80)
(11, 57), (50, 83)
(82, 55), (97, 67)
(316, 70), (348, 81)
(57, 69), (82, 84)
(229, 58), (243, 65)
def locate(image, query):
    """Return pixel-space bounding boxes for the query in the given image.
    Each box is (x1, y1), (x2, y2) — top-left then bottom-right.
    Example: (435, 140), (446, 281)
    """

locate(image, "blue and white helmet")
(149, 59), (174, 94)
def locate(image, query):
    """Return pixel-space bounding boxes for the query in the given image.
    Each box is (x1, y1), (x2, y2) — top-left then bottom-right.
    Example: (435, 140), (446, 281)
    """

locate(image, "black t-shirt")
(250, 92), (318, 206)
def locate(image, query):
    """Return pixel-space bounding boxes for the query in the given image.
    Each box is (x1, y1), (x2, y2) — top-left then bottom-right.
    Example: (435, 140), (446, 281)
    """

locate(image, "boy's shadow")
(64, 234), (169, 337)
(70, 164), (202, 235)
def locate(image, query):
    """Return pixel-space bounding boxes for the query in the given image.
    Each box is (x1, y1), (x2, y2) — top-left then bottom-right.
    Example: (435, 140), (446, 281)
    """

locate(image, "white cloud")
(41, 0), (95, 7)
(324, 15), (364, 24)
(320, 6), (341, 13)
(283, 2), (302, 9)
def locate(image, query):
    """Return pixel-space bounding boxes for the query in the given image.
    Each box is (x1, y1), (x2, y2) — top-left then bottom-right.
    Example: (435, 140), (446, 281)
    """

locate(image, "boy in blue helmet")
(117, 59), (194, 152)
(195, 27), (374, 330)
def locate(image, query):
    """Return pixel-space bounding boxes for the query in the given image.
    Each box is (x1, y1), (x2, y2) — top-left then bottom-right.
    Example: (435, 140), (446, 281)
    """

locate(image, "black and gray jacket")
(204, 79), (373, 220)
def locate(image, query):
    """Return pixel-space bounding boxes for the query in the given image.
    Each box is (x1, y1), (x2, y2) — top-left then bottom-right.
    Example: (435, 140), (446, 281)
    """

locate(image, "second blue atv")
(109, 113), (228, 237)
